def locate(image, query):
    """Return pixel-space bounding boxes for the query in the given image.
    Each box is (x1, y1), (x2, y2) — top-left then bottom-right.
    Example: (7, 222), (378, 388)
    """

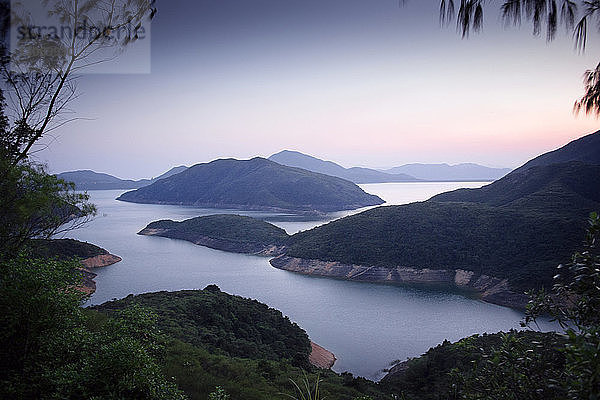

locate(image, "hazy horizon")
(52, 148), (519, 181)
(33, 0), (600, 179)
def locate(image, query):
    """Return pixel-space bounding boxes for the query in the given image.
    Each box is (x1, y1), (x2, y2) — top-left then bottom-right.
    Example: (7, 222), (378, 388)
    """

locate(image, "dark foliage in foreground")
(162, 338), (385, 400)
(94, 287), (311, 366)
(0, 255), (185, 399)
(381, 331), (566, 400)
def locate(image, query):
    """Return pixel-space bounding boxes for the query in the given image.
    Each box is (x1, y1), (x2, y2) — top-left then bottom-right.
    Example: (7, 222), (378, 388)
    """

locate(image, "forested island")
(138, 214), (289, 256)
(117, 157), (384, 213)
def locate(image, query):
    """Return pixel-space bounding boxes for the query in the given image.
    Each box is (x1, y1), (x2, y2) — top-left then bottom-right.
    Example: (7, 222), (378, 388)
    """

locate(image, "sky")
(32, 0), (600, 179)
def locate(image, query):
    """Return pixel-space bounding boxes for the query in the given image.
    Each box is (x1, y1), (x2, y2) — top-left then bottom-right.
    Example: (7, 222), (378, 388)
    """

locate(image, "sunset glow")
(38, 0), (600, 177)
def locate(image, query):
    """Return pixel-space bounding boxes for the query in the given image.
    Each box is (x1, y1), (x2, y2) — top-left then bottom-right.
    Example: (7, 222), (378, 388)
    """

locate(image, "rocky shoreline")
(270, 255), (529, 309)
(139, 223), (529, 309)
(78, 253), (122, 295)
(309, 341), (336, 369)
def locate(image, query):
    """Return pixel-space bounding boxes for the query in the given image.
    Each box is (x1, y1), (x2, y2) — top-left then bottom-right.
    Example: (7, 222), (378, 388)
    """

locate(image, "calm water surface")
(66, 182), (555, 380)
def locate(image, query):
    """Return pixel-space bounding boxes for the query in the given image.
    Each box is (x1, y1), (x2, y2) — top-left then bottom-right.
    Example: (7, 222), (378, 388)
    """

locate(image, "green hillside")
(431, 162), (600, 215)
(94, 287), (311, 365)
(512, 130), (600, 173)
(283, 134), (600, 291)
(93, 288), (388, 400)
(27, 238), (108, 260)
(285, 201), (583, 290)
(117, 157), (383, 213)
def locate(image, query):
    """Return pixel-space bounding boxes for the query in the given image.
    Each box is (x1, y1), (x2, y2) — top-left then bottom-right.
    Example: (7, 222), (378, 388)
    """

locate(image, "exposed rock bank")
(309, 341), (336, 369)
(78, 268), (98, 295)
(270, 256), (529, 309)
(78, 253), (122, 294)
(81, 253), (122, 268)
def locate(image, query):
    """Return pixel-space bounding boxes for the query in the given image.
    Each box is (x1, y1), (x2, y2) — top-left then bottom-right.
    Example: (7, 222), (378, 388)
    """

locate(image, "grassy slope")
(94, 287), (311, 364)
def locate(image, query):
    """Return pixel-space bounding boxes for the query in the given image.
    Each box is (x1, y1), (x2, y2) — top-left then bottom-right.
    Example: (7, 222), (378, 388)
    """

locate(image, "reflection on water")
(65, 183), (556, 380)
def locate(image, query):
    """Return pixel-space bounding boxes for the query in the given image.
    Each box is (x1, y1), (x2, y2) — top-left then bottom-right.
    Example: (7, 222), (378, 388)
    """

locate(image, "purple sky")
(36, 0), (600, 179)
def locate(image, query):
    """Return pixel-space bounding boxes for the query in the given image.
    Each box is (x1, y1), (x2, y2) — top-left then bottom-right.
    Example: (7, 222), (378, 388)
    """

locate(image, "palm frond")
(574, 15), (587, 52)
(440, 0), (456, 26)
(560, 0), (577, 30)
(474, 3), (484, 31)
(574, 63), (600, 116)
(502, 0), (522, 26)
(456, 0), (485, 37)
(547, 0), (558, 40)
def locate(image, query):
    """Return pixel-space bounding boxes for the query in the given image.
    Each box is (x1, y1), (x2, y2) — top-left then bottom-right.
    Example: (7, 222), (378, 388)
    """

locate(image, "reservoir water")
(66, 182), (556, 380)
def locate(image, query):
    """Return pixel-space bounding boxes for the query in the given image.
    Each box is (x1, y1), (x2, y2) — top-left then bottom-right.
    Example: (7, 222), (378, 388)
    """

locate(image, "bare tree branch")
(1, 0), (157, 164)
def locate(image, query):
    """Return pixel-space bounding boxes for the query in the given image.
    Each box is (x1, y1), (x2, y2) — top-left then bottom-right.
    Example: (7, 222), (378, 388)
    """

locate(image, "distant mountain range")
(56, 165), (188, 190)
(268, 150), (510, 182)
(117, 157), (384, 213)
(60, 152), (511, 191)
(268, 150), (417, 183)
(382, 163), (511, 181)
